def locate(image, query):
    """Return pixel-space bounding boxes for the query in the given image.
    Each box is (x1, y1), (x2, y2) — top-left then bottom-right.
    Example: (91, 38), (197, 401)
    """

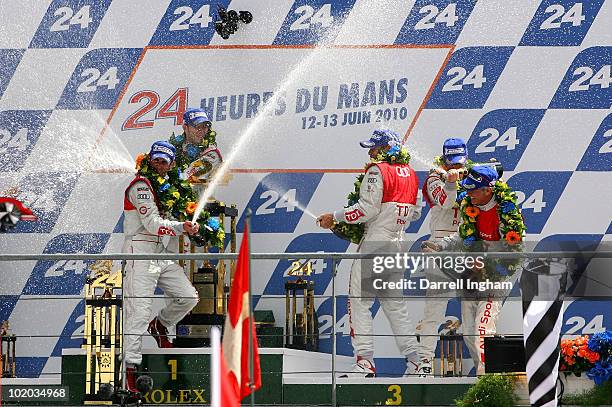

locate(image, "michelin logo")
(444, 147), (465, 155)
(189, 112), (208, 120)
(153, 145), (174, 155)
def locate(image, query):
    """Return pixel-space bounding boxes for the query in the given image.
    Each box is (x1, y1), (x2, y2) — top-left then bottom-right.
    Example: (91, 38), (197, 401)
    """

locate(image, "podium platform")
(1, 348), (484, 405)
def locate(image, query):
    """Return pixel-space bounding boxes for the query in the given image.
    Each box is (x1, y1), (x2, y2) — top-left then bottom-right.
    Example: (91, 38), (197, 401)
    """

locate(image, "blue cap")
(461, 165), (498, 190)
(149, 141), (176, 163)
(183, 108), (211, 126)
(442, 138), (468, 165)
(360, 129), (401, 148)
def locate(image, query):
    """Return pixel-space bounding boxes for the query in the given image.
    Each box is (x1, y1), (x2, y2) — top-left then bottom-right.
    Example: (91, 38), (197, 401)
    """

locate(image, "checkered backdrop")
(0, 0), (611, 378)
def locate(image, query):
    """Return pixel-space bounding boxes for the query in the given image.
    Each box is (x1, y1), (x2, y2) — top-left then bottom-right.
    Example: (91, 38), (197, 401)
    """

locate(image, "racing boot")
(417, 358), (433, 378)
(147, 317), (174, 348)
(126, 365), (138, 393)
(404, 356), (421, 377)
(339, 356), (376, 378)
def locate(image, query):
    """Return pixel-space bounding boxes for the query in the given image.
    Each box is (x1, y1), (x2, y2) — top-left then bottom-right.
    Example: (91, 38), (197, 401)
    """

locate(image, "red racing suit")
(333, 162), (422, 360)
(123, 176), (198, 365)
(438, 196), (507, 375)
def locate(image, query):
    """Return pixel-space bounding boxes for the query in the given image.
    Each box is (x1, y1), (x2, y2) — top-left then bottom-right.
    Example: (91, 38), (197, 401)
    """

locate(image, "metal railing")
(3, 251), (612, 261)
(1, 250), (611, 406)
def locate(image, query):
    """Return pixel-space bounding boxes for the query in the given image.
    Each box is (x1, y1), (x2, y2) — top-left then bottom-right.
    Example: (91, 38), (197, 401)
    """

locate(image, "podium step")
(55, 348), (493, 405)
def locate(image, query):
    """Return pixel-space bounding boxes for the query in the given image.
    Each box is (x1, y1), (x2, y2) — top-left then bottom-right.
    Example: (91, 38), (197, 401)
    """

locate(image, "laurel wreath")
(169, 129), (217, 170)
(332, 146), (411, 244)
(458, 180), (526, 281)
(134, 153), (224, 248)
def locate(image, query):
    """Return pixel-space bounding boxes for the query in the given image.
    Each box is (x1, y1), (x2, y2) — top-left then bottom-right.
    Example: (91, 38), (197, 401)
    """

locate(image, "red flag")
(219, 348), (239, 407)
(221, 223), (261, 405)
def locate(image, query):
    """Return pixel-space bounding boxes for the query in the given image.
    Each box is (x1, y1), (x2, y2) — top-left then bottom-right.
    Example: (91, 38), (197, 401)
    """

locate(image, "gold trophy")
(175, 201), (238, 347)
(439, 320), (463, 377)
(284, 260), (317, 351)
(1, 320), (16, 377)
(82, 260), (122, 404)
(174, 148), (237, 346)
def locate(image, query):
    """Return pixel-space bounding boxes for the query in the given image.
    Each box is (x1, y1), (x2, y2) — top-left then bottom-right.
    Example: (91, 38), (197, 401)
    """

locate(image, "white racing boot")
(417, 359), (433, 378)
(404, 355), (420, 377)
(339, 357), (376, 378)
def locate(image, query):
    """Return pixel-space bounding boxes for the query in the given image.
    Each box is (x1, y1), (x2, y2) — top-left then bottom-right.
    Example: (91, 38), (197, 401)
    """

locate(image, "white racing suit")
(333, 163), (422, 361)
(437, 196), (506, 375)
(417, 169), (461, 362)
(123, 176), (199, 365)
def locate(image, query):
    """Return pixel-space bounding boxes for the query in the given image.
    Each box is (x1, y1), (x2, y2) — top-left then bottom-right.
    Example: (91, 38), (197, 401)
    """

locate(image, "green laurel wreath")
(331, 146), (411, 244)
(135, 153), (225, 248)
(458, 180), (526, 281)
(169, 130), (218, 170)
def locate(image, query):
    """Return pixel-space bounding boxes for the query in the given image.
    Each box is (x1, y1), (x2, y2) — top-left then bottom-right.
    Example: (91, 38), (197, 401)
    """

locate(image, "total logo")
(345, 208), (364, 222)
(157, 226), (176, 236)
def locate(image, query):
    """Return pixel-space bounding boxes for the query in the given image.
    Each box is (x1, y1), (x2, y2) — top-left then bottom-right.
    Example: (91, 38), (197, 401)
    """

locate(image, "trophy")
(284, 260), (318, 351)
(175, 201), (238, 347)
(183, 147), (232, 190)
(1, 320), (16, 377)
(439, 320), (463, 377)
(82, 260), (123, 404)
(175, 147), (237, 345)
